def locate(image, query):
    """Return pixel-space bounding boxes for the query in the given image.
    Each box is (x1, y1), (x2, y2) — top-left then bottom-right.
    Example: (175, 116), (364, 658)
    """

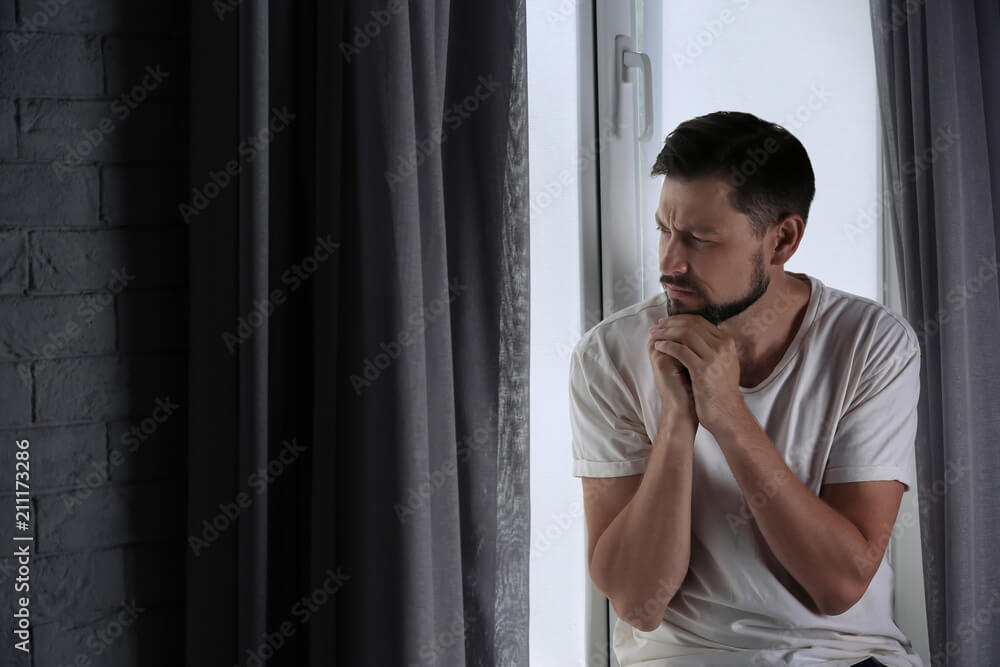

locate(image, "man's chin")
(666, 301), (703, 317)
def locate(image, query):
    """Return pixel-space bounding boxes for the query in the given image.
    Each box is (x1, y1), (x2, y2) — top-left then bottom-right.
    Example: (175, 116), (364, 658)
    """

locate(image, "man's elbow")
(816, 579), (867, 616)
(589, 572), (668, 631)
(633, 615), (667, 633)
(609, 582), (680, 632)
(589, 563), (682, 631)
(612, 596), (669, 632)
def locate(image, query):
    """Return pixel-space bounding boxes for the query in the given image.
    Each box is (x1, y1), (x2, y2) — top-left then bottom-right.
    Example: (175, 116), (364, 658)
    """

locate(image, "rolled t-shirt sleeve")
(568, 339), (651, 478)
(823, 316), (921, 491)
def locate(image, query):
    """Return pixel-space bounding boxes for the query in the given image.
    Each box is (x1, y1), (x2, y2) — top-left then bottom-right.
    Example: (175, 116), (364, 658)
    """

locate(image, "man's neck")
(718, 272), (811, 387)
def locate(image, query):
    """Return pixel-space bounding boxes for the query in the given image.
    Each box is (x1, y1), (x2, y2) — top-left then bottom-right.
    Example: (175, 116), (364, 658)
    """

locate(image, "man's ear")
(770, 214), (805, 265)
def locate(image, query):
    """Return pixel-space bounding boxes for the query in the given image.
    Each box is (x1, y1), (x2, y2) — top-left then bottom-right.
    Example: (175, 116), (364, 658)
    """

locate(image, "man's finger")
(660, 313), (721, 335)
(656, 328), (714, 363)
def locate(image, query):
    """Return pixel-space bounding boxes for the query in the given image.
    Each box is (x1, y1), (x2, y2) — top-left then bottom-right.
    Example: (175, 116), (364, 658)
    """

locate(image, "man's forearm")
(712, 410), (877, 615)
(590, 411), (697, 631)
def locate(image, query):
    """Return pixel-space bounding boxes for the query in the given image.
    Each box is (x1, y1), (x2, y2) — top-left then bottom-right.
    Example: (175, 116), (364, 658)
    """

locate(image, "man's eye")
(655, 226), (708, 243)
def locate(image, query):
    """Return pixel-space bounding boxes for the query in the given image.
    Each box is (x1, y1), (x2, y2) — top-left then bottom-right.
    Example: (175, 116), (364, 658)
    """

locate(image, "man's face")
(656, 175), (771, 326)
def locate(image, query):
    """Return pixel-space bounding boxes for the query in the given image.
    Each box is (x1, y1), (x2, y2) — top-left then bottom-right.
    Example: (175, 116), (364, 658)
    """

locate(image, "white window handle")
(614, 34), (653, 142)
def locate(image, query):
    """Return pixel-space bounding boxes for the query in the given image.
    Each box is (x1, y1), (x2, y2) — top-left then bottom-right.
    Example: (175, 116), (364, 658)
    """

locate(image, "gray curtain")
(332, 0), (531, 664)
(187, 0), (530, 664)
(869, 2), (1000, 665)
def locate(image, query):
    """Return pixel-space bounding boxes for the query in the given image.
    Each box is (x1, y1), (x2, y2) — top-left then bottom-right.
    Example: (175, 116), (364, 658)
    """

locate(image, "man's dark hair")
(650, 111), (815, 240)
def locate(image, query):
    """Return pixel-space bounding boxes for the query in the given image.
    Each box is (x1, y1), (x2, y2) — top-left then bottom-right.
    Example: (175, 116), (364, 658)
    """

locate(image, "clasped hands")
(647, 314), (747, 435)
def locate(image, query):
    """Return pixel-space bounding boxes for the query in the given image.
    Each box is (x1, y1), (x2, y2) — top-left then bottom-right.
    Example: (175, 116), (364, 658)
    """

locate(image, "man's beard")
(661, 248), (770, 326)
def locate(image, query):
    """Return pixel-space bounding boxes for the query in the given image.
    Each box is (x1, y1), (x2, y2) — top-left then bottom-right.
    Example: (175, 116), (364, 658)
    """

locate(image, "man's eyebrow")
(654, 211), (719, 236)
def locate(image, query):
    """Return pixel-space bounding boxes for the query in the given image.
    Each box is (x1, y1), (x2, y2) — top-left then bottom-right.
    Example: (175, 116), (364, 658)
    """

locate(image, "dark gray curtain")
(869, 2), (1000, 665)
(186, 0), (530, 664)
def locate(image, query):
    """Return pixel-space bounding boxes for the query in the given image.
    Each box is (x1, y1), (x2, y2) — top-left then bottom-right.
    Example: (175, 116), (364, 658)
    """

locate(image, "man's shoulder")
(582, 291), (668, 341)
(817, 282), (920, 368)
(572, 291), (667, 367)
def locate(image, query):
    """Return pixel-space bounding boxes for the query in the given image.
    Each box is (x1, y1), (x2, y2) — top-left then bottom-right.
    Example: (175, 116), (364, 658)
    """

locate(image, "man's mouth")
(664, 283), (694, 296)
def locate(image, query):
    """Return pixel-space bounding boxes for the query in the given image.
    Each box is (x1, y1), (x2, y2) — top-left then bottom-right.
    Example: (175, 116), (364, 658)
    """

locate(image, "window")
(528, 2), (927, 665)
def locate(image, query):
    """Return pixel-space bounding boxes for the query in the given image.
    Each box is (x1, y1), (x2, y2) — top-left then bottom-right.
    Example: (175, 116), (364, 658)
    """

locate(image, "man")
(569, 112), (923, 666)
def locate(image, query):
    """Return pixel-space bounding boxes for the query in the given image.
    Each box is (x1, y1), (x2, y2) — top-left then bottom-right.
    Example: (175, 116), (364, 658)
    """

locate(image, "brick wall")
(0, 0), (189, 664)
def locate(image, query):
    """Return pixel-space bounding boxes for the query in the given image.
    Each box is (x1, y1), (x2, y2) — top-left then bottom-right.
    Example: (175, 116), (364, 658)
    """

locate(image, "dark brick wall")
(0, 0), (189, 664)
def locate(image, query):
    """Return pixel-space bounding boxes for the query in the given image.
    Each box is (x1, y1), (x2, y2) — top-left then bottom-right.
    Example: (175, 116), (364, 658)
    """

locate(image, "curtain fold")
(869, 2), (1000, 665)
(187, 0), (530, 664)
(237, 0), (271, 656)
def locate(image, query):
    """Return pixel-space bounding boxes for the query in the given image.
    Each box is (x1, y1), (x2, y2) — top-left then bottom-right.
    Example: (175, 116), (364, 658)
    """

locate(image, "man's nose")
(659, 234), (689, 276)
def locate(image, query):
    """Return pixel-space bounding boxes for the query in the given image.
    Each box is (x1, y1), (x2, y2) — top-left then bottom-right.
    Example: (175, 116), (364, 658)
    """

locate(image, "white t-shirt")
(568, 272), (924, 667)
